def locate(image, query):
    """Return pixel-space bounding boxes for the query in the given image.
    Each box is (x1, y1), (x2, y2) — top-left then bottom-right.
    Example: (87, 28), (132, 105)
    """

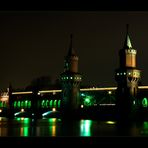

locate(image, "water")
(0, 117), (148, 137)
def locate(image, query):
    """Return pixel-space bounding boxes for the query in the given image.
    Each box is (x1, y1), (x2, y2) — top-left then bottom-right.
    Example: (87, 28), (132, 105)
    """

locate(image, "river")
(0, 117), (148, 137)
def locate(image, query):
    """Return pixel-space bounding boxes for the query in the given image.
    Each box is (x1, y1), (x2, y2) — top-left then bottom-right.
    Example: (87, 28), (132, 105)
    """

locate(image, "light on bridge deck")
(21, 109), (25, 112)
(52, 108), (56, 111)
(81, 105), (84, 108)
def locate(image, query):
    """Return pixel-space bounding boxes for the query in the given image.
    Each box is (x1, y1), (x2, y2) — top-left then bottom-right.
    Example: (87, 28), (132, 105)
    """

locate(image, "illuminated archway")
(14, 101), (17, 108)
(41, 100), (45, 108)
(58, 100), (61, 108)
(21, 101), (24, 108)
(28, 101), (31, 108)
(49, 100), (53, 108)
(53, 100), (57, 108)
(17, 101), (20, 108)
(142, 97), (148, 107)
(46, 100), (49, 108)
(0, 101), (3, 108)
(25, 100), (28, 108)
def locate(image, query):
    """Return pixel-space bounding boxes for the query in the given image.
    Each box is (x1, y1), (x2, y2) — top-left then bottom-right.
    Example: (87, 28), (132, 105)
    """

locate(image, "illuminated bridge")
(0, 86), (148, 118)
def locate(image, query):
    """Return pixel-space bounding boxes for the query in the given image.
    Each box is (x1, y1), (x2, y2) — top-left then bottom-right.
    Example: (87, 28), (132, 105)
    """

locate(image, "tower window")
(128, 77), (132, 82)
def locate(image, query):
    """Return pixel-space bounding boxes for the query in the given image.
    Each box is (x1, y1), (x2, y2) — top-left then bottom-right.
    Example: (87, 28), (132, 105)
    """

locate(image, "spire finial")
(123, 24), (132, 49)
(67, 33), (76, 56)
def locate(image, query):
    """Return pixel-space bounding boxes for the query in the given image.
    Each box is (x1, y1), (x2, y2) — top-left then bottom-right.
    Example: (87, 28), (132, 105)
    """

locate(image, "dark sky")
(0, 11), (148, 89)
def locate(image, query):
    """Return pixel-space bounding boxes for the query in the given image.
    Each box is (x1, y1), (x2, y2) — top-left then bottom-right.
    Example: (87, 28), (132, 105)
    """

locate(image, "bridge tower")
(60, 34), (82, 118)
(115, 25), (141, 121)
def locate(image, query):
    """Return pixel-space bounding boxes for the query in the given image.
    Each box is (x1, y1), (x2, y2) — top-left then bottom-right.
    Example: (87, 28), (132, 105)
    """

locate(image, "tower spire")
(126, 24), (129, 34)
(67, 33), (76, 56)
(124, 24), (132, 49)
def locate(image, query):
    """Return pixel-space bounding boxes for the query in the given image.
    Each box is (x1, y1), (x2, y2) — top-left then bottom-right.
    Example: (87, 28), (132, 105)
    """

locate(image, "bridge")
(0, 86), (148, 118)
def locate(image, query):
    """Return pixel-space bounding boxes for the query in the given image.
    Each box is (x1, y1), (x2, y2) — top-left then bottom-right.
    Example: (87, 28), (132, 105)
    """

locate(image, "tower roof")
(67, 34), (77, 56)
(123, 24), (133, 49)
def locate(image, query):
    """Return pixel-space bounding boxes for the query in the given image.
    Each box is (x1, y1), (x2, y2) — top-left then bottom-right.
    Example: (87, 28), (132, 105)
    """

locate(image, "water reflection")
(0, 117), (8, 136)
(20, 127), (29, 136)
(0, 117), (148, 137)
(141, 121), (148, 135)
(48, 118), (56, 136)
(80, 120), (92, 136)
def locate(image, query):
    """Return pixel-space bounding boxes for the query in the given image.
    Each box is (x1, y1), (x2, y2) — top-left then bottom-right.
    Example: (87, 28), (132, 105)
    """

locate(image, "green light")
(83, 96), (94, 106)
(143, 122), (148, 129)
(48, 118), (57, 136)
(16, 117), (21, 121)
(142, 97), (148, 107)
(42, 100), (45, 108)
(80, 120), (92, 137)
(50, 100), (53, 108)
(81, 93), (85, 97)
(53, 100), (57, 107)
(18, 101), (20, 108)
(46, 100), (49, 108)
(141, 122), (148, 135)
(23, 118), (30, 124)
(21, 101), (24, 107)
(58, 100), (61, 108)
(14, 101), (17, 108)
(85, 98), (90, 103)
(28, 101), (31, 108)
(20, 127), (29, 137)
(48, 118), (57, 123)
(23, 127), (29, 137)
(25, 100), (28, 108)
(0, 102), (2, 107)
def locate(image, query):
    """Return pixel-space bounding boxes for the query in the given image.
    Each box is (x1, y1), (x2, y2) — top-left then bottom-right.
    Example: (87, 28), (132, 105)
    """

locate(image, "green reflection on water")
(16, 118), (30, 137)
(20, 127), (29, 136)
(48, 118), (57, 136)
(16, 117), (30, 124)
(141, 121), (148, 135)
(80, 120), (92, 137)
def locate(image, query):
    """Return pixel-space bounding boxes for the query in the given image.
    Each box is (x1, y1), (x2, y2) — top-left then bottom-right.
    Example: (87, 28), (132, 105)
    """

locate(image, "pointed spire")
(67, 33), (77, 56)
(124, 24), (132, 49)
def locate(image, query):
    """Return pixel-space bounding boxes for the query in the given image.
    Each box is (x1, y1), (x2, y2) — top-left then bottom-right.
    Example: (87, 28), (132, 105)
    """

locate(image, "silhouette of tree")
(25, 76), (52, 91)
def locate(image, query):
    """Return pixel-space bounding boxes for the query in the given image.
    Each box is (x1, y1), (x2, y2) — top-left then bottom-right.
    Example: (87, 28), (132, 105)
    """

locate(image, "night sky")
(0, 10), (148, 89)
